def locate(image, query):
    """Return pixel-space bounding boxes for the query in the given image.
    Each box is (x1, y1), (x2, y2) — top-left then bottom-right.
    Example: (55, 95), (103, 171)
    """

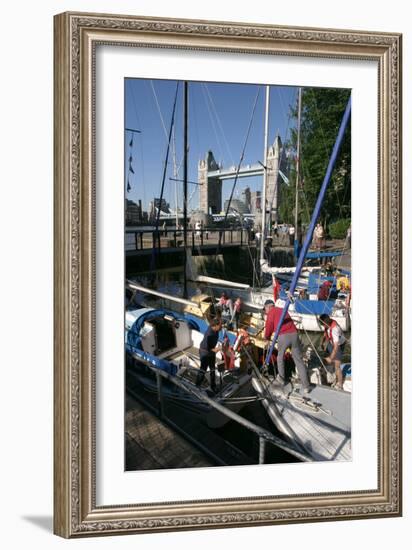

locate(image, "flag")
(129, 137), (133, 147)
(129, 165), (135, 174)
(127, 180), (131, 192)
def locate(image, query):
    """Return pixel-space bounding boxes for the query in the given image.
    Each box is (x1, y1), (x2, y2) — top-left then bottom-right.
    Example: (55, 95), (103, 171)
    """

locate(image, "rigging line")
(128, 84), (147, 200)
(204, 83), (235, 166)
(189, 237), (219, 308)
(216, 86), (262, 256)
(189, 85), (202, 164)
(294, 226), (351, 346)
(323, 235), (352, 346)
(299, 161), (318, 227)
(266, 89), (295, 222)
(188, 185), (197, 209)
(281, 93), (296, 164)
(201, 84), (225, 164)
(272, 88), (295, 188)
(154, 82), (180, 231)
(278, 87), (295, 147)
(299, 132), (321, 226)
(171, 123), (180, 220)
(246, 243), (261, 290)
(301, 324), (329, 373)
(150, 80), (171, 145)
(240, 346), (295, 425)
(298, 167), (322, 230)
(128, 82), (143, 135)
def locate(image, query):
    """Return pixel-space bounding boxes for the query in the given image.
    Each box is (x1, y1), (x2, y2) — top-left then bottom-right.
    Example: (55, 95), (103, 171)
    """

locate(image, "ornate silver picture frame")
(54, 12), (402, 537)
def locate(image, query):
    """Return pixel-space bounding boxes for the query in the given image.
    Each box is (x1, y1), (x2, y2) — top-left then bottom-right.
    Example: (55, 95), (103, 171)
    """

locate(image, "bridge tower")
(198, 150), (222, 214)
(265, 135), (282, 224)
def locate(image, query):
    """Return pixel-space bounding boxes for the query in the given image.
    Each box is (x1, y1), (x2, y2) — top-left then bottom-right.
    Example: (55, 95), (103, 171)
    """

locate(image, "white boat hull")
(247, 288), (350, 332)
(193, 274), (351, 333)
(288, 308), (350, 332)
(126, 306), (254, 429)
(252, 377), (351, 461)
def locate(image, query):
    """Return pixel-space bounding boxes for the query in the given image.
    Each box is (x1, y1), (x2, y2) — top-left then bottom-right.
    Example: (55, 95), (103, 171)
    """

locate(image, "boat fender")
(221, 335), (235, 370)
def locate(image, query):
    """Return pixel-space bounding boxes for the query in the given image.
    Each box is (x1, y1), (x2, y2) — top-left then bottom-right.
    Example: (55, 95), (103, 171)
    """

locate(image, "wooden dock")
(126, 394), (213, 470)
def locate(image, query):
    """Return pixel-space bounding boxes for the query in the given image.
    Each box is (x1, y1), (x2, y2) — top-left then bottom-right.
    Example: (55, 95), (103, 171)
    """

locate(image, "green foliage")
(328, 218), (351, 239)
(279, 88), (351, 226)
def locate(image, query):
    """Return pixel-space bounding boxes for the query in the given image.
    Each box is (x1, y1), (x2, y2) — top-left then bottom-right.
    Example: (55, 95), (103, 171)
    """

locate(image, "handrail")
(125, 227), (252, 252)
(130, 351), (310, 463)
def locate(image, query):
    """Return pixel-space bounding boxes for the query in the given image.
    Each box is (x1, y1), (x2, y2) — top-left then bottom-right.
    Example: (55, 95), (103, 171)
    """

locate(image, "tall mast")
(172, 124), (179, 228)
(150, 85), (178, 272)
(183, 81), (188, 299)
(271, 134), (281, 226)
(260, 85), (270, 263)
(294, 87), (302, 260)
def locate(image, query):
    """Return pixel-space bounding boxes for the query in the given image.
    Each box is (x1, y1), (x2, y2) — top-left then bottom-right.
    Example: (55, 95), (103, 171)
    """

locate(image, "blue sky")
(125, 79), (298, 212)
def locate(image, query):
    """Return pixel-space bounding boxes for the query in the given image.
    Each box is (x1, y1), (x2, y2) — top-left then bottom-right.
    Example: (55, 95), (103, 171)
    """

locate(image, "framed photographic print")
(54, 11), (402, 537)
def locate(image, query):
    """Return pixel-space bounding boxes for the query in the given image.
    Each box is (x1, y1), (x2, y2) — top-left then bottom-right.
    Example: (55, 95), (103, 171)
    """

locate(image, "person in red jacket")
(318, 280), (333, 300)
(263, 300), (312, 393)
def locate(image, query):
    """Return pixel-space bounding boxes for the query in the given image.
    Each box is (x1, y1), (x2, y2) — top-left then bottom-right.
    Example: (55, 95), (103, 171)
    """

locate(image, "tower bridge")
(198, 136), (283, 221)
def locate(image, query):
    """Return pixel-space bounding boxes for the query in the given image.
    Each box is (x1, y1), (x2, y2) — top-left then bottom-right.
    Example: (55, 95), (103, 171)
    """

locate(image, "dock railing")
(125, 227), (252, 253)
(130, 353), (310, 464)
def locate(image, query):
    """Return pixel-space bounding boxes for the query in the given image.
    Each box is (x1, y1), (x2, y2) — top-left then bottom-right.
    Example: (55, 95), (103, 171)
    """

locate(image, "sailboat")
(252, 86), (349, 331)
(126, 83), (351, 461)
(125, 82), (255, 429)
(125, 297), (254, 429)
(251, 96), (352, 461)
(194, 85), (351, 332)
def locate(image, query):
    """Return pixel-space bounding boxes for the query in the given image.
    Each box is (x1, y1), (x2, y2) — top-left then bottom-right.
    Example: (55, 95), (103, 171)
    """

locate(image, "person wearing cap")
(263, 299), (312, 393)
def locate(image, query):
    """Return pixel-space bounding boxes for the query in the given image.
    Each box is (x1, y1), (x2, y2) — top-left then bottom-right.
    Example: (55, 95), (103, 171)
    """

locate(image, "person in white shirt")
(217, 292), (233, 323)
(288, 224), (295, 245)
(314, 222), (325, 250)
(319, 313), (346, 390)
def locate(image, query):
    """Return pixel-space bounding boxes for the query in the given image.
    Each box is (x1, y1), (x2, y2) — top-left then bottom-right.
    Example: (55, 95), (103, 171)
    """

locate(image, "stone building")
(223, 198), (250, 214)
(242, 186), (251, 212)
(149, 198), (170, 221)
(250, 190), (262, 214)
(265, 135), (282, 223)
(125, 199), (143, 225)
(198, 150), (222, 214)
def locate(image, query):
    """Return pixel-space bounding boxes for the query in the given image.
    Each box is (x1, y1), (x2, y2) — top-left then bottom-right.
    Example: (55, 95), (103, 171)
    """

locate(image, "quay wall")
(126, 246), (295, 281)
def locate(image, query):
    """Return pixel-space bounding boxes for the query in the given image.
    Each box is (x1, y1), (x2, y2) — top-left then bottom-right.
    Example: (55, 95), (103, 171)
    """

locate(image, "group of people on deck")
(196, 289), (347, 394)
(216, 292), (242, 330)
(263, 299), (347, 391)
(194, 292), (242, 392)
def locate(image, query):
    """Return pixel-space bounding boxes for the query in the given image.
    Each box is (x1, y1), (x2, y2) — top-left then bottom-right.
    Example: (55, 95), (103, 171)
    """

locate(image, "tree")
(279, 87), (351, 229)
